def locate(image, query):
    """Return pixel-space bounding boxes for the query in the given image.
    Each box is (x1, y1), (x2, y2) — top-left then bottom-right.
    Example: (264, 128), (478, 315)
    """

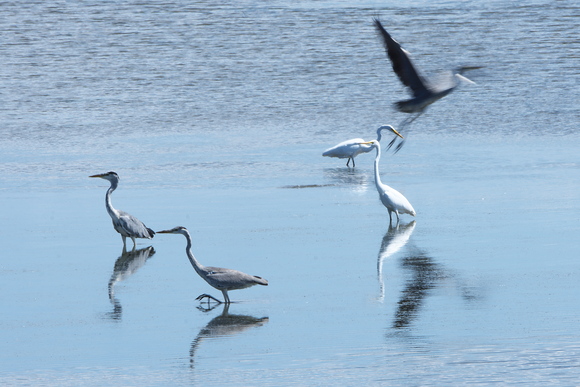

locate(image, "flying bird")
(323, 125), (403, 167)
(90, 171), (155, 248)
(157, 226), (268, 304)
(360, 140), (416, 224)
(373, 18), (481, 152)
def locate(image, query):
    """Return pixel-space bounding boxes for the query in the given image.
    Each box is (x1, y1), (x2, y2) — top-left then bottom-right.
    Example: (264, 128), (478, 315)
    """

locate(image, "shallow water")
(1, 1), (579, 385)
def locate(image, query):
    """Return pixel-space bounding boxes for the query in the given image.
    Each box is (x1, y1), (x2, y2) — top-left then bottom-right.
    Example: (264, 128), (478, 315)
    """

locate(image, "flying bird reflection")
(377, 221), (416, 302)
(373, 18), (481, 152)
(189, 303), (269, 369)
(107, 246), (156, 321)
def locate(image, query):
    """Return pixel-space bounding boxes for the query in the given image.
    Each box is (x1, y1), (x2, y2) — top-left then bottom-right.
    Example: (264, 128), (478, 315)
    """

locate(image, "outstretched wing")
(373, 18), (430, 98)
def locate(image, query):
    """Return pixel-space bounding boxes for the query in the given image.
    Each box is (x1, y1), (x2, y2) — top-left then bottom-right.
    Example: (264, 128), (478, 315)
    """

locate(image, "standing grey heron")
(157, 226), (268, 304)
(90, 172), (155, 248)
(373, 18), (481, 152)
(360, 140), (416, 224)
(322, 125), (404, 167)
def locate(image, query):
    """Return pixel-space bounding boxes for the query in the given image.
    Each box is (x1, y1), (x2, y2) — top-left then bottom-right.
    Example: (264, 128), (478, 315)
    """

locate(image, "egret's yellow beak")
(391, 128), (404, 138)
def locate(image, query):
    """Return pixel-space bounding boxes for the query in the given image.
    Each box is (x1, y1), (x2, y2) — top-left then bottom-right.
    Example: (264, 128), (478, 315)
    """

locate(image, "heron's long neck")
(373, 146), (383, 190)
(183, 232), (206, 276)
(105, 181), (119, 219)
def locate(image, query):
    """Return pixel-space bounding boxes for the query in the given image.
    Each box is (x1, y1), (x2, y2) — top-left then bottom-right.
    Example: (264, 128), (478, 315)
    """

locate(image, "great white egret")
(322, 125), (403, 167)
(90, 172), (155, 248)
(360, 140), (416, 223)
(157, 226), (268, 304)
(373, 18), (481, 152)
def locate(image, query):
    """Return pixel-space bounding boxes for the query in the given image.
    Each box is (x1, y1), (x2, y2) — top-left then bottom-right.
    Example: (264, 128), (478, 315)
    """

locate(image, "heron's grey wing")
(206, 267), (268, 289)
(373, 19), (431, 97)
(118, 211), (155, 239)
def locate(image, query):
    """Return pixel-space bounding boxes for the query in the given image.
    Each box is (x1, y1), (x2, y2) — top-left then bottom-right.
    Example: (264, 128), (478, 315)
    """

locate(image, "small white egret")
(361, 140), (416, 224)
(157, 226), (268, 304)
(323, 125), (403, 167)
(90, 172), (155, 248)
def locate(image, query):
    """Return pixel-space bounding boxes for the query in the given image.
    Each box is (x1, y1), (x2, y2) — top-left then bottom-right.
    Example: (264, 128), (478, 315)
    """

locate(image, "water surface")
(0, 1), (579, 385)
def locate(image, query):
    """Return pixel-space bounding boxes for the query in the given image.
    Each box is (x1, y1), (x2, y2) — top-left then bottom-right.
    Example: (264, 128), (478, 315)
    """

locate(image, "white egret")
(323, 125), (403, 167)
(374, 18), (481, 152)
(361, 140), (416, 224)
(90, 172), (155, 248)
(157, 226), (268, 304)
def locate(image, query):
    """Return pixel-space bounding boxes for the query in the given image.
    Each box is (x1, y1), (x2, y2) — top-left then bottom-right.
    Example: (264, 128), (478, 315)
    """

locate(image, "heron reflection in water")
(377, 221), (416, 303)
(389, 246), (484, 331)
(107, 246), (156, 321)
(373, 18), (482, 152)
(190, 303), (269, 369)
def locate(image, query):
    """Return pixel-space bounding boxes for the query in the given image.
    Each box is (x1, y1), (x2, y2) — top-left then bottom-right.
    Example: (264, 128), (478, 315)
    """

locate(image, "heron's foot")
(394, 140), (406, 154)
(386, 136), (397, 150)
(196, 293), (223, 304)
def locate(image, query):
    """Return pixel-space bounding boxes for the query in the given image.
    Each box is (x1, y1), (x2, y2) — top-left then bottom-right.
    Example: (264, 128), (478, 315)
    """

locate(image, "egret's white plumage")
(362, 140), (415, 223)
(323, 125), (403, 167)
(157, 226), (268, 304)
(90, 171), (155, 248)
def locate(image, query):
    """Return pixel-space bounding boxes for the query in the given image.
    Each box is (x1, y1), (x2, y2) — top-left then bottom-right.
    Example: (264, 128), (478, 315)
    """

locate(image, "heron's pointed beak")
(157, 229), (172, 234)
(89, 173), (106, 178)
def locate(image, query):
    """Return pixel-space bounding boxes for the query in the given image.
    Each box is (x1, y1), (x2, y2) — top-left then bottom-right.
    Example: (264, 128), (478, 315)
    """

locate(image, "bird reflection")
(392, 248), (448, 329)
(106, 246), (156, 321)
(189, 303), (269, 369)
(377, 221), (416, 302)
(323, 167), (370, 193)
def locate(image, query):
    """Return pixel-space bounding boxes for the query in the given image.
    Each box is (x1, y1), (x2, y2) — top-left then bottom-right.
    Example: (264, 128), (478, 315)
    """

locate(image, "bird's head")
(89, 171), (119, 182)
(157, 226), (189, 235)
(377, 125), (404, 138)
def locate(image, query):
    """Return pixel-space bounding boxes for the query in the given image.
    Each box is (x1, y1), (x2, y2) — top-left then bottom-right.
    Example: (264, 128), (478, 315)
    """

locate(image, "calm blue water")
(1, 1), (579, 385)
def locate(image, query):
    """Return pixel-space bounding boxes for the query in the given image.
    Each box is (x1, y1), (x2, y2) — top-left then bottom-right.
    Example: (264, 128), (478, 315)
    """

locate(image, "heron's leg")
(388, 210), (393, 225)
(394, 211), (400, 225)
(394, 139), (406, 154)
(130, 236), (137, 249)
(222, 290), (231, 304)
(121, 235), (127, 247)
(196, 294), (222, 304)
(386, 136), (398, 150)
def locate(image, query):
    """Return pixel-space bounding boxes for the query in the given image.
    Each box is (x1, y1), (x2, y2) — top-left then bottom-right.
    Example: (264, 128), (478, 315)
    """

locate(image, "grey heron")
(157, 226), (268, 304)
(322, 125), (403, 167)
(373, 18), (481, 152)
(90, 171), (155, 248)
(360, 140), (416, 224)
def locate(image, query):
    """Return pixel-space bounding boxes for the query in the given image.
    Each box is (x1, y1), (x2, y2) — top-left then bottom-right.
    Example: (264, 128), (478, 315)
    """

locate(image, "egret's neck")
(376, 129), (383, 142)
(182, 232), (206, 276)
(105, 181), (119, 219)
(373, 145), (383, 190)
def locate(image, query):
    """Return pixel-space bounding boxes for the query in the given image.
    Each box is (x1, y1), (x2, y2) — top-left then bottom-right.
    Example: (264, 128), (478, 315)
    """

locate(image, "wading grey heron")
(373, 18), (481, 152)
(322, 125), (403, 167)
(360, 140), (416, 224)
(157, 226), (268, 304)
(90, 172), (155, 248)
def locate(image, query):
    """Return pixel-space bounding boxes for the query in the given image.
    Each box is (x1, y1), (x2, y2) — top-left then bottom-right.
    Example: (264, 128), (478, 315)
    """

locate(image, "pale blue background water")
(0, 1), (579, 385)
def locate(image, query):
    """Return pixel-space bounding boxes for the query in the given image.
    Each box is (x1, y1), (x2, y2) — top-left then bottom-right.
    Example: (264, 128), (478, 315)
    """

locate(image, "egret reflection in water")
(323, 167), (371, 193)
(377, 221), (416, 302)
(106, 246), (156, 321)
(189, 303), (269, 369)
